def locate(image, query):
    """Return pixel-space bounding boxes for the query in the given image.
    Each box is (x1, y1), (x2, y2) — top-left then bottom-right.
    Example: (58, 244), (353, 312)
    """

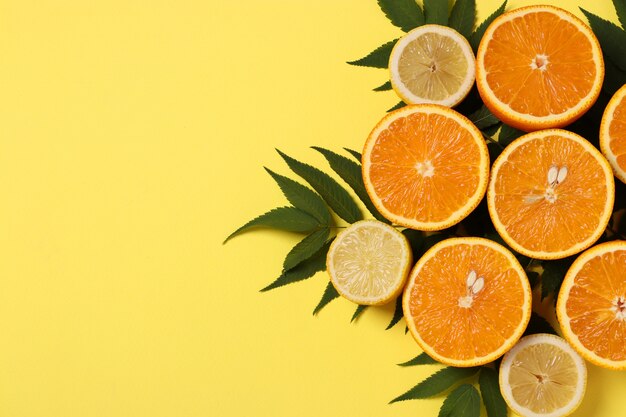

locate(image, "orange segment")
(476, 5), (603, 131)
(403, 237), (532, 367)
(600, 84), (626, 183)
(363, 105), (489, 230)
(488, 129), (614, 260)
(557, 241), (626, 369)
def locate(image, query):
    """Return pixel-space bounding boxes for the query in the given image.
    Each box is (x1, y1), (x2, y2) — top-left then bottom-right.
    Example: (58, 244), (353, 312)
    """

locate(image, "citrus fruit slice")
(389, 24), (475, 107)
(600, 84), (626, 184)
(362, 104), (489, 231)
(476, 5), (604, 132)
(499, 333), (587, 417)
(557, 241), (626, 370)
(403, 237), (531, 367)
(326, 220), (412, 305)
(488, 129), (614, 260)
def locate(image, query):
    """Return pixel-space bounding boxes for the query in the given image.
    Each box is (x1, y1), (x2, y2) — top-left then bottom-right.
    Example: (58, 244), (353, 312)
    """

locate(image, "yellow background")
(0, 0), (622, 416)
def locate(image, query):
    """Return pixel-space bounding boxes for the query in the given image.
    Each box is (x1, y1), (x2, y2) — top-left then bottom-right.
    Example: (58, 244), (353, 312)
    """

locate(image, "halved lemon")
(499, 333), (587, 417)
(389, 24), (476, 107)
(326, 220), (412, 305)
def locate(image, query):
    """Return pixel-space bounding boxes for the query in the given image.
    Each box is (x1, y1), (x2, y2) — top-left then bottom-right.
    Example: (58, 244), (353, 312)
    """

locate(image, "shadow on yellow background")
(0, 1), (623, 416)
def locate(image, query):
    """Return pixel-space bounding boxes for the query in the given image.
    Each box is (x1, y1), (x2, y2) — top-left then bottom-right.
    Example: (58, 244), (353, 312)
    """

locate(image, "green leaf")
(482, 123), (502, 138)
(388, 101), (407, 112)
(438, 384), (480, 417)
(313, 281), (340, 315)
(449, 0), (477, 38)
(374, 80), (393, 91)
(351, 304), (368, 322)
(344, 148), (362, 162)
(524, 312), (558, 336)
(390, 367), (480, 403)
(277, 150), (363, 223)
(378, 0), (424, 32)
(527, 270), (540, 288)
(468, 105), (500, 129)
(498, 123), (525, 146)
(469, 1), (507, 53)
(261, 240), (332, 292)
(398, 352), (438, 367)
(402, 228), (425, 260)
(348, 39), (398, 68)
(386, 296), (404, 330)
(424, 0), (448, 25)
(603, 55), (626, 96)
(541, 257), (575, 300)
(224, 207), (319, 243)
(615, 0), (626, 29)
(283, 228), (330, 271)
(313, 147), (390, 223)
(581, 8), (626, 72)
(265, 168), (332, 225)
(479, 368), (507, 417)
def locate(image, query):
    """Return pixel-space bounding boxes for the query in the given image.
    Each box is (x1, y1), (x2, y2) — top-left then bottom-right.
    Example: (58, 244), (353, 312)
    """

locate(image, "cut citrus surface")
(499, 334), (587, 417)
(488, 129), (614, 260)
(326, 220), (412, 306)
(362, 104), (489, 231)
(600, 84), (626, 184)
(476, 5), (604, 132)
(389, 24), (475, 107)
(403, 237), (531, 367)
(557, 241), (626, 370)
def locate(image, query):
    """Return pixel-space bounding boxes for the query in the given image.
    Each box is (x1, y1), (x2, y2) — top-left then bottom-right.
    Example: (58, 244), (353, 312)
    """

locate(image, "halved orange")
(557, 241), (626, 370)
(362, 104), (489, 230)
(600, 84), (626, 184)
(488, 129), (614, 260)
(476, 5), (604, 132)
(403, 237), (532, 367)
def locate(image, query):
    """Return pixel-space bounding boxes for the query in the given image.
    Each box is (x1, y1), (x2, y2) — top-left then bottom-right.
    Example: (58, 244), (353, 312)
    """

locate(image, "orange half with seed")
(557, 241), (626, 370)
(488, 129), (614, 260)
(403, 237), (532, 367)
(362, 104), (489, 230)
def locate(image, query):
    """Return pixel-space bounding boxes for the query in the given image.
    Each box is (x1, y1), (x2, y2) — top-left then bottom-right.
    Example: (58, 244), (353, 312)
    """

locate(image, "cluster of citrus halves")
(326, 6), (626, 417)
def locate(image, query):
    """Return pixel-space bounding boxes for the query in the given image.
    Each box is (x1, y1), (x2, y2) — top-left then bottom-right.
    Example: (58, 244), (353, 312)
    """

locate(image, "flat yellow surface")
(0, 1), (623, 416)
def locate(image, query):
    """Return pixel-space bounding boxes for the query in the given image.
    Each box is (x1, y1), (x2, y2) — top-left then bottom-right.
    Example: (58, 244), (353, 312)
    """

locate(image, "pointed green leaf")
(312, 147), (390, 223)
(313, 281), (340, 315)
(378, 0), (424, 32)
(348, 39), (398, 68)
(390, 367), (480, 403)
(449, 0), (477, 38)
(388, 101), (407, 112)
(479, 369), (506, 417)
(225, 207), (319, 243)
(483, 122), (502, 138)
(581, 8), (626, 72)
(386, 296), (404, 330)
(283, 228), (330, 271)
(469, 1), (507, 53)
(438, 384), (480, 417)
(398, 352), (438, 367)
(541, 257), (575, 300)
(468, 105), (500, 129)
(277, 150), (363, 223)
(374, 80), (393, 91)
(527, 271), (540, 288)
(344, 148), (362, 162)
(402, 228), (425, 260)
(524, 312), (558, 336)
(424, 0), (448, 25)
(498, 123), (525, 146)
(603, 55), (626, 96)
(265, 168), (332, 225)
(351, 304), (368, 322)
(615, 0), (626, 29)
(261, 240), (332, 292)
